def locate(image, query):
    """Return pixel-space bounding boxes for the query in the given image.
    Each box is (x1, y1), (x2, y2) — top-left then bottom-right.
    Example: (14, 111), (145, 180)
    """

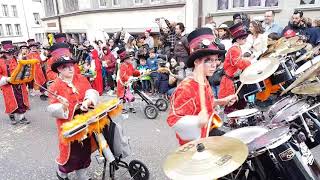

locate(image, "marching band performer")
(167, 28), (238, 146)
(27, 39), (48, 100)
(116, 48), (140, 114)
(218, 23), (252, 114)
(47, 55), (99, 180)
(0, 40), (30, 125)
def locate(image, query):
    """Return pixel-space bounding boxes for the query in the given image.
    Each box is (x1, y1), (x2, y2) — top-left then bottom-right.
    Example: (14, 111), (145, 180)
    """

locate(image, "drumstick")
(34, 82), (59, 98)
(196, 62), (209, 136)
(235, 83), (244, 96)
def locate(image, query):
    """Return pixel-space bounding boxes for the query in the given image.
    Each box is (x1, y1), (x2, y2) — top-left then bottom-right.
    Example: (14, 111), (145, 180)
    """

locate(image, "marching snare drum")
(247, 126), (320, 180)
(227, 108), (263, 127)
(267, 96), (298, 119)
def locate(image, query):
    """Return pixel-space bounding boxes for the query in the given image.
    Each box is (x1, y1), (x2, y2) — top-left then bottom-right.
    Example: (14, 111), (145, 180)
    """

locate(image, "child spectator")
(157, 59), (170, 98)
(137, 56), (151, 93)
(102, 46), (116, 95)
(146, 49), (166, 95)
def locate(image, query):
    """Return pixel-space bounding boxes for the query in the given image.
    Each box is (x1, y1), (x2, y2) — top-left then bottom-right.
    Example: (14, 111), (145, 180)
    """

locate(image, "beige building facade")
(203, 0), (320, 27)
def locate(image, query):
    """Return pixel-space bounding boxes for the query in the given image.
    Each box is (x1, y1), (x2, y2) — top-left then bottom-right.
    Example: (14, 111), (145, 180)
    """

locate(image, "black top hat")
(186, 28), (226, 68)
(54, 33), (67, 43)
(51, 56), (77, 73)
(117, 48), (131, 62)
(1, 40), (15, 53)
(229, 22), (248, 43)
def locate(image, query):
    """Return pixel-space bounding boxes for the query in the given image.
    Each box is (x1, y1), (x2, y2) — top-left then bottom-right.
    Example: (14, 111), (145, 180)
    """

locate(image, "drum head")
(227, 108), (259, 118)
(248, 126), (290, 152)
(271, 100), (310, 123)
(295, 56), (320, 75)
(224, 126), (268, 144)
(268, 96), (298, 118)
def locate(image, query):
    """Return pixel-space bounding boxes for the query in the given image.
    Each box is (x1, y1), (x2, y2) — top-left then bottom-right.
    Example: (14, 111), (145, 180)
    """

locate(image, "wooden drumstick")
(235, 83), (244, 96)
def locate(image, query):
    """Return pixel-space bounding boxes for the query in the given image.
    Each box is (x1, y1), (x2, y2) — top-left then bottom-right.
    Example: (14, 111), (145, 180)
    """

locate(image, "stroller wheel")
(144, 105), (158, 119)
(155, 98), (169, 111)
(129, 160), (150, 180)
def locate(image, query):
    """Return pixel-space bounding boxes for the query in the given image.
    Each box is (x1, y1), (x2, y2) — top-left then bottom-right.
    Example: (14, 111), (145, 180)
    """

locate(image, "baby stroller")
(129, 78), (169, 119)
(61, 99), (149, 180)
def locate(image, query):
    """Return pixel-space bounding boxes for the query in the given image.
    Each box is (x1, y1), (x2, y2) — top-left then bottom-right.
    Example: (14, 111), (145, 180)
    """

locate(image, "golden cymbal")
(296, 44), (320, 63)
(276, 44), (307, 56)
(163, 136), (248, 180)
(292, 82), (320, 95)
(260, 37), (287, 58)
(281, 61), (320, 95)
(240, 57), (280, 84)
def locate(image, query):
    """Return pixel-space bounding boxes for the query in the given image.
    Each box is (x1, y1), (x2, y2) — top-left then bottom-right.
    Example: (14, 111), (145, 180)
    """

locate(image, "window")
(2, 4), (8, 16)
(11, 5), (17, 17)
(112, 0), (119, 6)
(99, 0), (108, 6)
(44, 0), (55, 16)
(33, 13), (40, 24)
(63, 0), (79, 13)
(300, 0), (320, 5)
(217, 0), (278, 10)
(0, 25), (4, 36)
(134, 0), (143, 4)
(5, 24), (13, 36)
(14, 24), (21, 36)
(150, 0), (160, 2)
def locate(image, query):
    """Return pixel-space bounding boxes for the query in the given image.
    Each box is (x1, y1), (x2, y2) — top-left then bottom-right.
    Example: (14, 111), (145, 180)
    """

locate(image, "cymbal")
(260, 37), (287, 58)
(296, 44), (320, 63)
(163, 136), (248, 180)
(276, 44), (307, 56)
(240, 57), (280, 84)
(281, 61), (320, 95)
(292, 82), (320, 95)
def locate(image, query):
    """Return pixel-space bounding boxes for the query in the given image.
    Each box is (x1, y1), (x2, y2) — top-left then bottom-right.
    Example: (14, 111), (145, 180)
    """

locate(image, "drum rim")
(248, 126), (291, 155)
(270, 99), (310, 123)
(267, 96), (298, 117)
(227, 108), (260, 118)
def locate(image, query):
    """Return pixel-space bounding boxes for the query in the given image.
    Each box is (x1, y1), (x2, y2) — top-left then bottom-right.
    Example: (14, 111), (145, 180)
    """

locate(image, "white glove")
(6, 77), (11, 83)
(80, 99), (92, 112)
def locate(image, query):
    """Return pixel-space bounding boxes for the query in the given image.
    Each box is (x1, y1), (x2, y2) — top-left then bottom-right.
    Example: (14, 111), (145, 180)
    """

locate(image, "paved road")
(1, 94), (320, 180)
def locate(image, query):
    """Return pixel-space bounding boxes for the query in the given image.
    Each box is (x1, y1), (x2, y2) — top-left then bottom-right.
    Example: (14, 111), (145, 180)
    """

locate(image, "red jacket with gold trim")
(0, 58), (30, 114)
(167, 77), (217, 145)
(218, 45), (251, 99)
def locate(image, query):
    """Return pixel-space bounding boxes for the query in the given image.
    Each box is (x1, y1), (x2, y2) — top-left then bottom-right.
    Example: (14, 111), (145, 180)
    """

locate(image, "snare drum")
(247, 126), (320, 180)
(227, 108), (263, 127)
(268, 96), (298, 119)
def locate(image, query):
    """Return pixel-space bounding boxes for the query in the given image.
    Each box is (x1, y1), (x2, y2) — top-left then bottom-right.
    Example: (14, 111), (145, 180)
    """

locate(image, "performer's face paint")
(203, 55), (219, 76)
(58, 63), (74, 78)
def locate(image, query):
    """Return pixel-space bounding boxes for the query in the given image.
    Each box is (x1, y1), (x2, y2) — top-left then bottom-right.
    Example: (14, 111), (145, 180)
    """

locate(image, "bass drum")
(234, 79), (265, 100)
(270, 57), (296, 85)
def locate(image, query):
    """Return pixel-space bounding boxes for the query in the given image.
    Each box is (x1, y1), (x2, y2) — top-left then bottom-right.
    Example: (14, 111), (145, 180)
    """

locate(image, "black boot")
(20, 117), (30, 124)
(56, 172), (69, 180)
(40, 94), (48, 101)
(129, 107), (136, 113)
(9, 114), (17, 125)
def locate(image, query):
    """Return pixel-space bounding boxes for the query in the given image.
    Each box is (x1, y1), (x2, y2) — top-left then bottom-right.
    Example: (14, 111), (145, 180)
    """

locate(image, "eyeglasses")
(204, 58), (219, 64)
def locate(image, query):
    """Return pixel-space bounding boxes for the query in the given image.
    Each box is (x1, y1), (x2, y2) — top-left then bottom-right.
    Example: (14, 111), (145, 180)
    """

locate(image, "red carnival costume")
(0, 41), (30, 124)
(91, 49), (104, 95)
(116, 49), (140, 98)
(27, 51), (46, 86)
(47, 56), (99, 178)
(218, 44), (251, 99)
(167, 28), (226, 145)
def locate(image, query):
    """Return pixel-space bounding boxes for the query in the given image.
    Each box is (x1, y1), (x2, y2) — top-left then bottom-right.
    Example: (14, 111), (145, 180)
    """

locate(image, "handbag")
(211, 67), (224, 86)
(124, 88), (135, 102)
(107, 121), (131, 158)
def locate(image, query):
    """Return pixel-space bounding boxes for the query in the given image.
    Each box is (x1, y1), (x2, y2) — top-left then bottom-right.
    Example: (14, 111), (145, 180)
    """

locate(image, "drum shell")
(252, 142), (320, 180)
(270, 59), (295, 85)
(234, 80), (265, 100)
